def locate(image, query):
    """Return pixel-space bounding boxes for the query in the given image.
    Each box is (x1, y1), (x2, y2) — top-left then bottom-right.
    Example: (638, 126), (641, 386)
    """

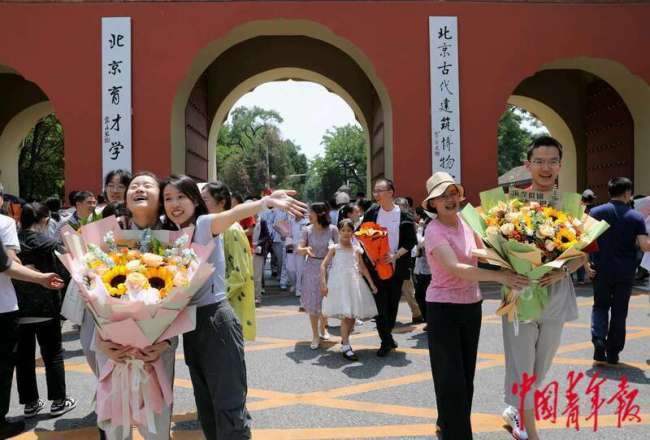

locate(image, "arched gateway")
(0, 2), (649, 202)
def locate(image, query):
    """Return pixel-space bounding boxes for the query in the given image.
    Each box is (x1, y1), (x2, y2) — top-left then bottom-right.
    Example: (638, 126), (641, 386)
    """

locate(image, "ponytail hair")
(21, 203), (50, 229)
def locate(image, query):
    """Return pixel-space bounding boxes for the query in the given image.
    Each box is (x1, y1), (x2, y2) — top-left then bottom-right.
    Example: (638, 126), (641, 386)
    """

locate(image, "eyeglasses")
(372, 188), (390, 195)
(530, 159), (561, 167)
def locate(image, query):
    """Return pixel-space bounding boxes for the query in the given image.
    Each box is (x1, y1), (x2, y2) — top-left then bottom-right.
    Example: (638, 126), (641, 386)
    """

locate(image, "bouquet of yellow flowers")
(86, 229), (196, 302)
(461, 187), (609, 323)
(483, 200), (585, 263)
(57, 216), (215, 435)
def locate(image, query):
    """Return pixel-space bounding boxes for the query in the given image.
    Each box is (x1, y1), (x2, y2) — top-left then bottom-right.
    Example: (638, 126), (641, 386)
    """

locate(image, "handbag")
(60, 281), (85, 325)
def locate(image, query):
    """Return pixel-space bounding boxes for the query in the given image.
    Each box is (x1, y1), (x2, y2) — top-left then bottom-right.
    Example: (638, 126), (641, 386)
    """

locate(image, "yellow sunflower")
(145, 267), (174, 298)
(542, 207), (568, 225)
(102, 265), (128, 297)
(554, 228), (578, 252)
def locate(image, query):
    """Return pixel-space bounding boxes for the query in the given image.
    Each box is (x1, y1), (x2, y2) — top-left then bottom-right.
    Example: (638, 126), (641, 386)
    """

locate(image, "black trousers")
(591, 276), (633, 356)
(373, 275), (404, 345)
(183, 301), (252, 439)
(427, 301), (482, 440)
(413, 274), (431, 322)
(16, 318), (66, 404)
(0, 311), (18, 422)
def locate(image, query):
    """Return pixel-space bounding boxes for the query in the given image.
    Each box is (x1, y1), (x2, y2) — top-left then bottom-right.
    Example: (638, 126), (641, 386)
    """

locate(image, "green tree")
(304, 124), (367, 202)
(18, 114), (65, 201)
(497, 105), (544, 176)
(216, 106), (308, 197)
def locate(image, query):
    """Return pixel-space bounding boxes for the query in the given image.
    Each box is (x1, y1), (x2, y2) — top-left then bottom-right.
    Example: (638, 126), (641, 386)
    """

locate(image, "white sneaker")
(502, 406), (528, 440)
(295, 290), (302, 297)
(320, 330), (331, 340)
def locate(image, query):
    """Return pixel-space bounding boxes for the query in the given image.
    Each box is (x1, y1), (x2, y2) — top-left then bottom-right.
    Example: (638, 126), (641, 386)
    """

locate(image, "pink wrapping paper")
(57, 216), (215, 434)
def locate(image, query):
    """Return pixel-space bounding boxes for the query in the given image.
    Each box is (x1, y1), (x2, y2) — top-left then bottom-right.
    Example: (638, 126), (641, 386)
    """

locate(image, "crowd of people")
(0, 135), (649, 440)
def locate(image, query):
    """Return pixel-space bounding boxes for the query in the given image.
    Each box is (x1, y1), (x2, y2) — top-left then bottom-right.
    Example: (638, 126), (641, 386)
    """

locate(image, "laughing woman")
(422, 172), (529, 440)
(161, 175), (305, 439)
(90, 171), (178, 440)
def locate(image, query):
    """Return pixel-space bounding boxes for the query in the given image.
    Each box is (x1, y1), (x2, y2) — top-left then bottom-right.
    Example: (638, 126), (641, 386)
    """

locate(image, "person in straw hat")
(422, 172), (528, 440)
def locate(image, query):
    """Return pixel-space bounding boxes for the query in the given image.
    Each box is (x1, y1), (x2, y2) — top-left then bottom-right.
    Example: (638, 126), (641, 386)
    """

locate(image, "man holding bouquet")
(501, 136), (587, 440)
(362, 178), (417, 357)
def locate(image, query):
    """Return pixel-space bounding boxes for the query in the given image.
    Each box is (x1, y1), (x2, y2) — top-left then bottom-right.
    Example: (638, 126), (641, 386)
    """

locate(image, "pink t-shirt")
(424, 215), (482, 304)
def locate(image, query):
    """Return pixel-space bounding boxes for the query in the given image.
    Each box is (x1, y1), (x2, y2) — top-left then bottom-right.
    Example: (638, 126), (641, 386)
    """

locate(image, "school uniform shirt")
(0, 214), (20, 313)
(590, 200), (648, 282)
(191, 214), (227, 306)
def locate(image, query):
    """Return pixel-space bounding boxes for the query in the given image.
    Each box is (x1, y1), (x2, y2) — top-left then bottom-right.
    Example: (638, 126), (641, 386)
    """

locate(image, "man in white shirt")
(361, 179), (417, 357)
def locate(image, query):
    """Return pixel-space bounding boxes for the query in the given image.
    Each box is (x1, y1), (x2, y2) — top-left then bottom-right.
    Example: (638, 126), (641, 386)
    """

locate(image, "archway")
(499, 57), (646, 197)
(171, 20), (393, 187)
(0, 65), (64, 200)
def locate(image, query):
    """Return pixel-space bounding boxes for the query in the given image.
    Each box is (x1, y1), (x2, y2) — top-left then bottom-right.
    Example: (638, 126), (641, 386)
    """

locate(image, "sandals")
(341, 345), (358, 361)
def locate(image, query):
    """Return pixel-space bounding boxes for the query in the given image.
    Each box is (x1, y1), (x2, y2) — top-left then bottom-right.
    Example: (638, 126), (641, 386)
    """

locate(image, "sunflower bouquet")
(483, 200), (585, 264)
(57, 216), (214, 435)
(461, 187), (609, 324)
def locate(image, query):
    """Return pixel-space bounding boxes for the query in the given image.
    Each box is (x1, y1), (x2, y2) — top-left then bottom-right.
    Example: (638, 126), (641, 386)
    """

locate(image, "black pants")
(591, 276), (633, 356)
(413, 274), (431, 323)
(0, 311), (18, 422)
(183, 301), (252, 439)
(427, 301), (482, 440)
(16, 318), (66, 404)
(373, 275), (404, 345)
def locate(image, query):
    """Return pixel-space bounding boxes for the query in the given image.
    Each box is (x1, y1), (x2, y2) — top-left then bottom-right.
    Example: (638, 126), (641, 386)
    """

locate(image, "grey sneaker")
(24, 399), (45, 418)
(50, 397), (77, 417)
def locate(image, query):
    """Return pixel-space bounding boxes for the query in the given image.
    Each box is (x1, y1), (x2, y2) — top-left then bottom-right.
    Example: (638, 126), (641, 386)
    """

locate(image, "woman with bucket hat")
(422, 172), (528, 440)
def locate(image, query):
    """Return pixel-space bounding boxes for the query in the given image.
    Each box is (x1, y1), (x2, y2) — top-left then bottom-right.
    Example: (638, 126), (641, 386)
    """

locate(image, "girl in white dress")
(320, 219), (378, 360)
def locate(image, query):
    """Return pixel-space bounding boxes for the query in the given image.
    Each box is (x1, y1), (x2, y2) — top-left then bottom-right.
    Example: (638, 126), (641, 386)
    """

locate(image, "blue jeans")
(591, 276), (633, 356)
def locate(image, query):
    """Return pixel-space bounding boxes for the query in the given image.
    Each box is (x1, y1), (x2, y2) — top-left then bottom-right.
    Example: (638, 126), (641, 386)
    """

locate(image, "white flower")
(539, 223), (556, 238)
(142, 253), (164, 267)
(126, 259), (144, 272)
(545, 240), (556, 252)
(571, 218), (583, 229)
(505, 212), (521, 223)
(529, 202), (541, 210)
(500, 223), (515, 237)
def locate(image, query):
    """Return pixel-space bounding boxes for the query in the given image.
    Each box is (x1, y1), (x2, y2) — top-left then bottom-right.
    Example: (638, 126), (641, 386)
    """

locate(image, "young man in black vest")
(362, 178), (417, 356)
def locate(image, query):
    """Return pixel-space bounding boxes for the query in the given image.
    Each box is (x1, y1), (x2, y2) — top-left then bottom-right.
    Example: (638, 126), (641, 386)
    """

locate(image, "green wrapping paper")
(461, 187), (610, 322)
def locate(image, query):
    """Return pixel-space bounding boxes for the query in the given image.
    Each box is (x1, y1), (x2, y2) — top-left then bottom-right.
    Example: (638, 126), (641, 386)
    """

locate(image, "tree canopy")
(216, 106), (309, 197)
(18, 114), (65, 201)
(216, 106), (367, 203)
(497, 105), (546, 176)
(303, 124), (367, 202)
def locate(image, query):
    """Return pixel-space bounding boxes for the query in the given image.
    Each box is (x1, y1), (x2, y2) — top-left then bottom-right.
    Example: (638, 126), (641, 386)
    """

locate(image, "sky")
(226, 81), (548, 161)
(227, 81), (360, 160)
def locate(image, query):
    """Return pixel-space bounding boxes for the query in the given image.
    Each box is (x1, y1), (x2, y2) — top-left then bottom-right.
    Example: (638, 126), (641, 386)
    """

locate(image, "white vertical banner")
(429, 17), (461, 182)
(101, 17), (132, 179)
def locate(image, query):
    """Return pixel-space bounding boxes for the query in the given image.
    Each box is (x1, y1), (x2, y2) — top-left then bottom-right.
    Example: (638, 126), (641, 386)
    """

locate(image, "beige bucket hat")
(422, 172), (465, 209)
